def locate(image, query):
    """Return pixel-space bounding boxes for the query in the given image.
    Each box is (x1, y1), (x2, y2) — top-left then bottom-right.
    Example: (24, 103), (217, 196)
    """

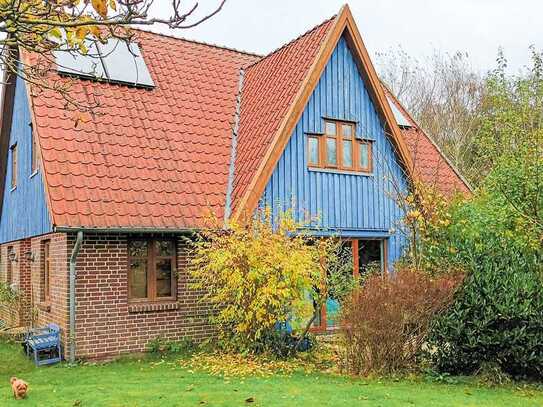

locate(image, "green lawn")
(1, 340), (542, 406)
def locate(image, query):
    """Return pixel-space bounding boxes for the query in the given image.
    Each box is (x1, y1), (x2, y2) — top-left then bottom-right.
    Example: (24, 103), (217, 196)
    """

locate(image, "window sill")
(308, 167), (373, 177)
(37, 302), (51, 312)
(128, 302), (179, 313)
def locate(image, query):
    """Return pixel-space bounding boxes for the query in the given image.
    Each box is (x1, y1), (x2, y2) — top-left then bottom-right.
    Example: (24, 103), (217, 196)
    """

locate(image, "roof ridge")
(243, 13), (337, 70)
(131, 27), (263, 58)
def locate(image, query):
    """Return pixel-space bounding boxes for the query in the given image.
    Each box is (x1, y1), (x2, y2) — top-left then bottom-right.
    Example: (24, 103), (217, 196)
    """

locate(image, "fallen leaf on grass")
(245, 397), (255, 403)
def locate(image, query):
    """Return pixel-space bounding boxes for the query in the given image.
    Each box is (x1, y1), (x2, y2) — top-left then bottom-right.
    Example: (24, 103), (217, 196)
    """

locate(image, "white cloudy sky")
(149, 0), (542, 74)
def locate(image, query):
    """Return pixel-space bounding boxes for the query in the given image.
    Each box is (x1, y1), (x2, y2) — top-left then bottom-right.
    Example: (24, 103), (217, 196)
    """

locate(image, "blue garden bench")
(25, 323), (62, 366)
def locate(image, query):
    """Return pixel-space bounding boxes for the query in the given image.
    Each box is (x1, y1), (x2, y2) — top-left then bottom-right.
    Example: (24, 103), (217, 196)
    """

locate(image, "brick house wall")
(0, 234), (68, 332)
(0, 239), (32, 327)
(30, 233), (70, 344)
(70, 232), (213, 360)
(2, 231), (214, 361)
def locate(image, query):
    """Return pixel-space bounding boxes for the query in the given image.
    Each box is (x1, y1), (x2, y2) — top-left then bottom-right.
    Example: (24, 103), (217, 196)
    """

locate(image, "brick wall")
(0, 239), (32, 327)
(2, 232), (214, 360)
(70, 232), (214, 360)
(0, 234), (68, 331)
(30, 233), (69, 343)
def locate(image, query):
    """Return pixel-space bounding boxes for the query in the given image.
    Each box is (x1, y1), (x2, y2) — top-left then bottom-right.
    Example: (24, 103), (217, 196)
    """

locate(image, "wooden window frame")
(307, 120), (373, 173)
(307, 136), (321, 166)
(311, 238), (387, 333)
(42, 240), (51, 303)
(128, 238), (177, 303)
(10, 143), (17, 190)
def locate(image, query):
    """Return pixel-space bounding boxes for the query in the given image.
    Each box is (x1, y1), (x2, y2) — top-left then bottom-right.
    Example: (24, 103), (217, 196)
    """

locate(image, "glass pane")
(326, 138), (337, 166)
(129, 259), (147, 298)
(128, 240), (147, 257)
(341, 124), (352, 138)
(358, 240), (383, 275)
(325, 122), (336, 136)
(156, 259), (173, 297)
(342, 140), (353, 168)
(157, 240), (174, 257)
(359, 143), (370, 170)
(308, 137), (319, 165)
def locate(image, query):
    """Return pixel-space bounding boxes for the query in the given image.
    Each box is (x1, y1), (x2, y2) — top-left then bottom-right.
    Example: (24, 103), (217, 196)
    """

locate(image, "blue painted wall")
(260, 36), (409, 269)
(0, 76), (52, 243)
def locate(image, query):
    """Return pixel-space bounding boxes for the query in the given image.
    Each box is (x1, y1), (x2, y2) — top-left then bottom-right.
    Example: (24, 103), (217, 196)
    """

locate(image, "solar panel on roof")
(386, 95), (411, 127)
(53, 38), (155, 88)
(54, 40), (107, 80)
(98, 39), (155, 88)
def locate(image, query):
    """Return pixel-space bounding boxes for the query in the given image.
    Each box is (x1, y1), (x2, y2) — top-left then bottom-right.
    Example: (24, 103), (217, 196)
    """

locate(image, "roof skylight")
(386, 95), (411, 127)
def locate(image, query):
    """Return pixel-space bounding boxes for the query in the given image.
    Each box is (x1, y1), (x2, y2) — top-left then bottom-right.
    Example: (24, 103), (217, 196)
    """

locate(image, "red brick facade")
(1, 232), (214, 360)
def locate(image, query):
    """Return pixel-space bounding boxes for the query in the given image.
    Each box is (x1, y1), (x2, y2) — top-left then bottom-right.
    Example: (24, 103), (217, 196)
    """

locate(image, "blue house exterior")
(0, 5), (470, 358)
(261, 37), (408, 269)
(0, 76), (52, 244)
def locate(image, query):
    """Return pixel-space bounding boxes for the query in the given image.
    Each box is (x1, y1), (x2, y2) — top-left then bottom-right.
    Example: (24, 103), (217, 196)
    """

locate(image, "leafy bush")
(424, 146), (543, 378)
(0, 281), (19, 305)
(189, 210), (349, 354)
(427, 262), (543, 378)
(340, 269), (461, 375)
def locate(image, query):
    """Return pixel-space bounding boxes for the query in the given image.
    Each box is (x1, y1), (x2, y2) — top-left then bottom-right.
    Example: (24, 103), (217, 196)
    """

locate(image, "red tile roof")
(28, 32), (258, 229)
(232, 17), (336, 211)
(383, 87), (471, 196)
(21, 12), (469, 230)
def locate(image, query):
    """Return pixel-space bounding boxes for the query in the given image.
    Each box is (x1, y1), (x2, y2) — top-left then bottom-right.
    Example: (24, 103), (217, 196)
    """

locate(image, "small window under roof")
(53, 38), (155, 88)
(386, 95), (411, 127)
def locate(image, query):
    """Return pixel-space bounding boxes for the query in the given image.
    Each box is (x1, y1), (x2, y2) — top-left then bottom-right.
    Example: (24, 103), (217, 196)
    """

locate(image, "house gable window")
(128, 239), (176, 302)
(307, 120), (373, 173)
(10, 144), (17, 189)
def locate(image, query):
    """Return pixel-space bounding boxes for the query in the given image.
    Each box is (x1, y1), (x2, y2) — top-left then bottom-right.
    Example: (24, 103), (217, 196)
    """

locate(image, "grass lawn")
(1, 340), (542, 406)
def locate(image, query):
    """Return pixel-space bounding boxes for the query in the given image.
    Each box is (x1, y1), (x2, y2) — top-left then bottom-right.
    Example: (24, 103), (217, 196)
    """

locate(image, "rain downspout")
(69, 231), (83, 364)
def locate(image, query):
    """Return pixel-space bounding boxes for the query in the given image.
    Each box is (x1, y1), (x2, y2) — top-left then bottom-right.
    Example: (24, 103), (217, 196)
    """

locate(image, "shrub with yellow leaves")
(189, 209), (348, 354)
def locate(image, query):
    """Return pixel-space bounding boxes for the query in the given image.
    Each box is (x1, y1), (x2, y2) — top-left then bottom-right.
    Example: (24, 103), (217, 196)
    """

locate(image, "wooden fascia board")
(19, 49), (58, 227)
(231, 7), (348, 223)
(233, 4), (416, 222)
(0, 60), (17, 219)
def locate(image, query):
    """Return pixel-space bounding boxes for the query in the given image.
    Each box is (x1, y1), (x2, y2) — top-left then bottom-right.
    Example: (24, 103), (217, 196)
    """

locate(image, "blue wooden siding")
(0, 76), (52, 243)
(260, 36), (409, 268)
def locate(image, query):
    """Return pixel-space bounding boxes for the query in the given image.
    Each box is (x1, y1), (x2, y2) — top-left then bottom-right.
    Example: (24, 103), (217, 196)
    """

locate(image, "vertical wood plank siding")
(260, 36), (409, 268)
(0, 76), (52, 243)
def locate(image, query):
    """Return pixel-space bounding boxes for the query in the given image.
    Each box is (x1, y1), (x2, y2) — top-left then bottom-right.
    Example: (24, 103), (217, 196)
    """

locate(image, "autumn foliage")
(189, 211), (327, 353)
(340, 268), (462, 375)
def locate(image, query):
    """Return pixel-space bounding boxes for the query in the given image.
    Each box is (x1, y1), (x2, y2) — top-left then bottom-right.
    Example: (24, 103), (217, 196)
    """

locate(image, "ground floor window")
(128, 239), (176, 302)
(313, 238), (387, 331)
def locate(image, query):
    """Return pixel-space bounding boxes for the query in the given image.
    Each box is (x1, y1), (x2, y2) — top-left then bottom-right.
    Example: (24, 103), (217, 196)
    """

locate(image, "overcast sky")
(148, 0), (542, 74)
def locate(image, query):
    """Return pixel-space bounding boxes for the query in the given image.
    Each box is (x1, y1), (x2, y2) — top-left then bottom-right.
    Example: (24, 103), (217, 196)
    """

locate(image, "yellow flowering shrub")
(189, 210), (332, 352)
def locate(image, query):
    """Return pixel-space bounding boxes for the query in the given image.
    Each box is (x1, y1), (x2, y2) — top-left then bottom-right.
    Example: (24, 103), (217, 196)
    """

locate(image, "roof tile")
(30, 32), (259, 229)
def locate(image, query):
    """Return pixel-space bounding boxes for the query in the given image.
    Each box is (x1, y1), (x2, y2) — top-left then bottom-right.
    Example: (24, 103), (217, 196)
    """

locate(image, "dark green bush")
(424, 149), (543, 378)
(427, 264), (543, 378)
